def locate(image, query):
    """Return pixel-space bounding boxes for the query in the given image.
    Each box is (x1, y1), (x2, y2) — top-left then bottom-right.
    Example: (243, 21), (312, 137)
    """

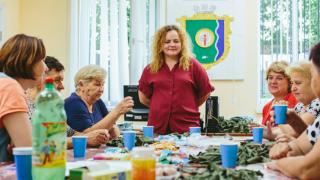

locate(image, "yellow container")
(131, 147), (156, 180)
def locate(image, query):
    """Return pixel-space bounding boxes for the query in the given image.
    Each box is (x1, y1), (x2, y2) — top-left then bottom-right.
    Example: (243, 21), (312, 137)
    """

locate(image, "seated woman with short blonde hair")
(273, 60), (320, 143)
(65, 65), (134, 139)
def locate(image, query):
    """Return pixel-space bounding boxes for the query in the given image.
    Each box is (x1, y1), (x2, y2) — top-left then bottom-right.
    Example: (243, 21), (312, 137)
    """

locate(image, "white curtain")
(69, 0), (160, 108)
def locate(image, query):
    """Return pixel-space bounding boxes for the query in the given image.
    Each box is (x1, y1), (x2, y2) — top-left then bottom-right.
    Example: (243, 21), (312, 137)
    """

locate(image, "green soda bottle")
(32, 78), (66, 180)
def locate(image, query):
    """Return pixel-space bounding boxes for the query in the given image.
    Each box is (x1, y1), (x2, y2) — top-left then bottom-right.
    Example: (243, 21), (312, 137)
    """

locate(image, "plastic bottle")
(131, 147), (156, 180)
(32, 78), (67, 180)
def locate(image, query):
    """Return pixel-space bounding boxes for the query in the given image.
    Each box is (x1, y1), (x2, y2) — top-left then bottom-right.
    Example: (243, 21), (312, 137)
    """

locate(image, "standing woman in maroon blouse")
(138, 25), (215, 134)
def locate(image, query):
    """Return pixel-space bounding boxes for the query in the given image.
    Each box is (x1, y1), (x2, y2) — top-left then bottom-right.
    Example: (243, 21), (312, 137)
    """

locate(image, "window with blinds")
(70, 0), (164, 109)
(259, 0), (320, 107)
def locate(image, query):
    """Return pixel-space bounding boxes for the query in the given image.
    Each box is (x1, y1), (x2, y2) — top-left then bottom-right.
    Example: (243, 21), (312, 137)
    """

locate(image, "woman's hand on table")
(267, 160), (296, 179)
(109, 124), (120, 140)
(269, 143), (294, 160)
(267, 160), (280, 171)
(86, 129), (110, 146)
(249, 121), (275, 140)
(275, 134), (296, 144)
(113, 96), (134, 116)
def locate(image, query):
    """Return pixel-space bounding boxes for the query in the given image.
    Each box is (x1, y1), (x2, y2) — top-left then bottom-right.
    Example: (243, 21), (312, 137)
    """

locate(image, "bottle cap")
(132, 147), (154, 156)
(45, 77), (55, 84)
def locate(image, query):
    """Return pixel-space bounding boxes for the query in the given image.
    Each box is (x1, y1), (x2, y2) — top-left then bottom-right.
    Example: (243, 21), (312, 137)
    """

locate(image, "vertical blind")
(260, 0), (320, 99)
(70, 0), (159, 108)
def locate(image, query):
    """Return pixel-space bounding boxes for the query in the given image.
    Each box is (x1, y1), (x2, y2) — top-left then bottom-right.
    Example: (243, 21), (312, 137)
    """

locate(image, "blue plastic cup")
(220, 143), (238, 168)
(274, 105), (288, 124)
(123, 131), (136, 150)
(13, 147), (32, 180)
(72, 136), (88, 157)
(143, 126), (154, 138)
(189, 127), (201, 134)
(252, 127), (264, 143)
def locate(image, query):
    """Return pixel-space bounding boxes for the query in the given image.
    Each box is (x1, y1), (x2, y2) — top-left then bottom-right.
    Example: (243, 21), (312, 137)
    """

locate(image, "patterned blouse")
(27, 97), (76, 137)
(307, 117), (320, 145)
(294, 98), (320, 117)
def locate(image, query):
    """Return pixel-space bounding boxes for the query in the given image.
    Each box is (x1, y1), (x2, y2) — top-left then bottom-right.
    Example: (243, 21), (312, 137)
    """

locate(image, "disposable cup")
(13, 147), (32, 180)
(189, 127), (201, 134)
(274, 105), (288, 124)
(220, 143), (238, 168)
(72, 136), (88, 157)
(143, 126), (154, 138)
(123, 131), (136, 150)
(252, 127), (264, 143)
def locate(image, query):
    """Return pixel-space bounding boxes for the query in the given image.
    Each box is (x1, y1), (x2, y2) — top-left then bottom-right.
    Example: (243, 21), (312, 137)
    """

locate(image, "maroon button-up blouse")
(138, 58), (215, 134)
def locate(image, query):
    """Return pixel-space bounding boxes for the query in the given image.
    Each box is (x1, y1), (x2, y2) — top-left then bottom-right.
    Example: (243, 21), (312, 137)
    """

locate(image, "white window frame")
(256, 0), (299, 113)
(69, 0), (165, 110)
(257, 0), (316, 113)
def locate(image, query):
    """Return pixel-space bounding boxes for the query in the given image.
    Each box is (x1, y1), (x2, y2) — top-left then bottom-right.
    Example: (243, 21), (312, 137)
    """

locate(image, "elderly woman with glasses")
(65, 65), (134, 139)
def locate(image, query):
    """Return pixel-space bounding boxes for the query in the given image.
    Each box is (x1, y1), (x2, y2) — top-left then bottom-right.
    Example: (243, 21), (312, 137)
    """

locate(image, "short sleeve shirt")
(294, 98), (320, 117)
(0, 78), (29, 128)
(306, 116), (320, 145)
(65, 93), (109, 132)
(0, 74), (29, 162)
(27, 97), (76, 137)
(138, 58), (215, 134)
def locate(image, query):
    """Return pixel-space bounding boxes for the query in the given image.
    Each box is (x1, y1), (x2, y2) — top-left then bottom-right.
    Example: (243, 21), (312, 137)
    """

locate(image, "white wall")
(0, 0), (20, 42)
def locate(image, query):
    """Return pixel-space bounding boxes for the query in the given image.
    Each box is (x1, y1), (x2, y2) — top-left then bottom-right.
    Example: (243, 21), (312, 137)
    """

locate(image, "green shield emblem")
(177, 14), (234, 70)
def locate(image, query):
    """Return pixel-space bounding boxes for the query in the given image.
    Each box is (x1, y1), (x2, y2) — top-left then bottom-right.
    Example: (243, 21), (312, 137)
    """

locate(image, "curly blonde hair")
(74, 65), (107, 92)
(149, 25), (195, 74)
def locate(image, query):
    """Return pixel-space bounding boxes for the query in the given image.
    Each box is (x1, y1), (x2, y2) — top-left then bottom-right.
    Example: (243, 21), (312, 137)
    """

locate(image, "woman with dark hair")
(0, 34), (48, 162)
(267, 42), (320, 179)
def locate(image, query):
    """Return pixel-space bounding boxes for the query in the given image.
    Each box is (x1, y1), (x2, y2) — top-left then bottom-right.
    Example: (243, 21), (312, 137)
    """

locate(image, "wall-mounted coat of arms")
(176, 5), (234, 71)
